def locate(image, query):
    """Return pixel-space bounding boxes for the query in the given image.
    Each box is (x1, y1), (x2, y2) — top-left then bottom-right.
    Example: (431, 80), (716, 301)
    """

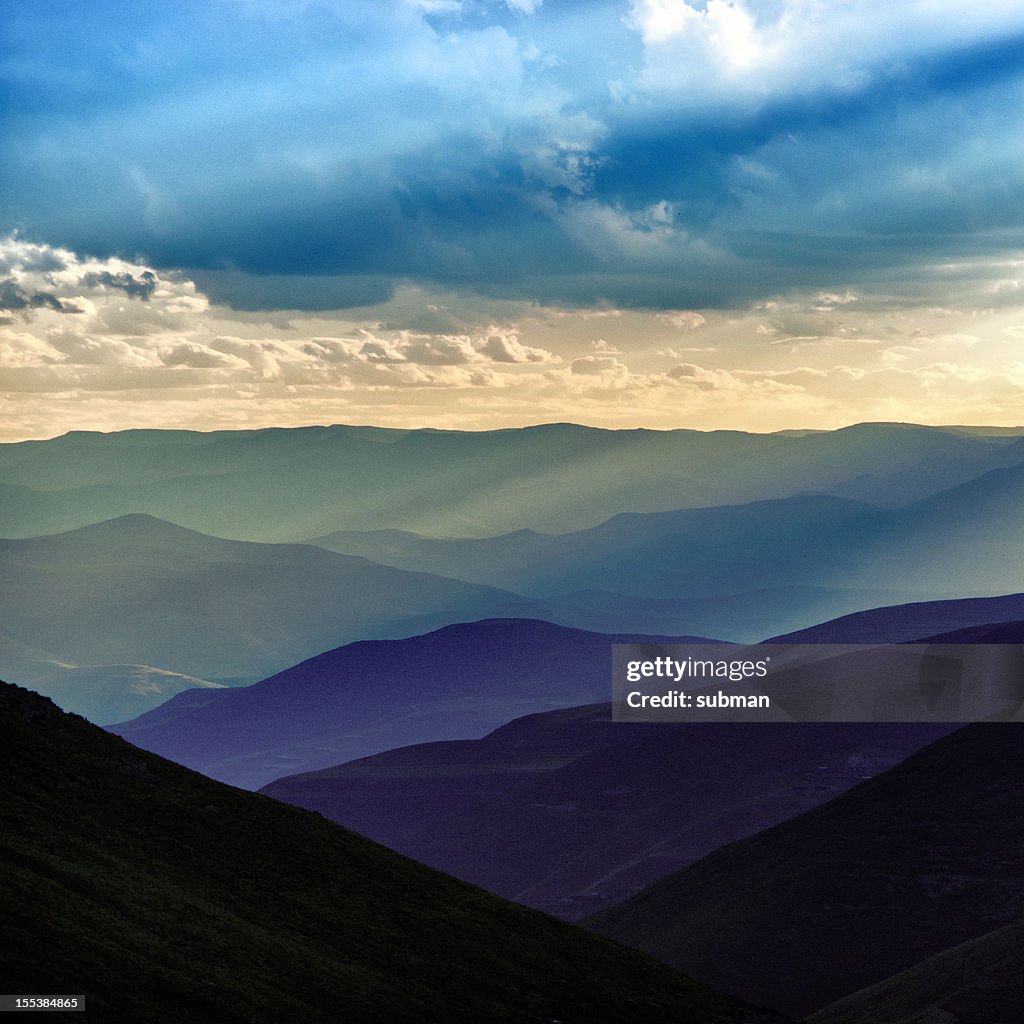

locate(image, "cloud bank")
(4, 0), (1024, 313)
(2, 235), (1022, 440)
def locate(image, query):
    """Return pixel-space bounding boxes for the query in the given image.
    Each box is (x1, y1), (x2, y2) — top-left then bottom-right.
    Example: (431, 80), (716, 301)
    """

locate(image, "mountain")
(0, 514), (538, 685)
(534, 586), (912, 644)
(0, 680), (791, 1024)
(769, 593), (1024, 643)
(261, 705), (953, 920)
(305, 475), (1024, 646)
(311, 494), (890, 598)
(808, 918), (1024, 1024)
(311, 460), (1024, 624)
(110, 619), (712, 790)
(1, 421), (1021, 541)
(0, 633), (224, 724)
(586, 723), (1024, 1018)
(915, 619), (1024, 643)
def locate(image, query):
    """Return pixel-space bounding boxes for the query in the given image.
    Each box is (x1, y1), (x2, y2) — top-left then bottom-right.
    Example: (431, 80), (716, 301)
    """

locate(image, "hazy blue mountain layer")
(771, 594), (1024, 643)
(0, 680), (792, 1024)
(312, 459), (1024, 610)
(0, 514), (539, 689)
(2, 421), (1021, 540)
(0, 633), (224, 724)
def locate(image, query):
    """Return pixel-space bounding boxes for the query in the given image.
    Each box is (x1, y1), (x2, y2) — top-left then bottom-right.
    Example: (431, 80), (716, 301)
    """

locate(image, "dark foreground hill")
(586, 723), (1024, 1018)
(111, 619), (710, 790)
(808, 917), (1024, 1024)
(262, 706), (952, 920)
(0, 680), (790, 1024)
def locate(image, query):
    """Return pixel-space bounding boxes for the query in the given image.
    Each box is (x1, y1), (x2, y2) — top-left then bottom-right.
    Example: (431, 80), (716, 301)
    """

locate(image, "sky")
(3, 0), (1024, 440)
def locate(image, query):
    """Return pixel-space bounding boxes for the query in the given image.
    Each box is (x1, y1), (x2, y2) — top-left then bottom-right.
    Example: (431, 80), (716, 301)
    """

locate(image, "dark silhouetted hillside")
(0, 680), (791, 1024)
(808, 918), (1024, 1024)
(587, 724), (1024, 1018)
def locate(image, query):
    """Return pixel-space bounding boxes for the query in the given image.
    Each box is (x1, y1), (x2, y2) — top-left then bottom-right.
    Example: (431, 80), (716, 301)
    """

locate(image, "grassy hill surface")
(0, 680), (790, 1024)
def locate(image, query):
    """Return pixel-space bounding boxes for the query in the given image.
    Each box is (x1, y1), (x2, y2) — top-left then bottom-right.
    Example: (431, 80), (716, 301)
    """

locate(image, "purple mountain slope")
(768, 593), (1024, 643)
(261, 707), (953, 921)
(110, 619), (711, 790)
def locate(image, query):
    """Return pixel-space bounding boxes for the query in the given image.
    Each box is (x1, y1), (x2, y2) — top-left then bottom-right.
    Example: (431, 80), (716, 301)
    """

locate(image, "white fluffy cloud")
(629, 0), (1024, 99)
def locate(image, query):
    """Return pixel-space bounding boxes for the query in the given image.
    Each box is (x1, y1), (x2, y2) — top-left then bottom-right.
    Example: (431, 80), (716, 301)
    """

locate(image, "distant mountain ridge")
(310, 459), (1024, 631)
(769, 593), (1024, 643)
(110, 618), (714, 789)
(2, 421), (1022, 541)
(0, 632), (224, 724)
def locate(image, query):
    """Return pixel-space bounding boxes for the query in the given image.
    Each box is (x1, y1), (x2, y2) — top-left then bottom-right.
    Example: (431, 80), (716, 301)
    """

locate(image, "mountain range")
(0, 679), (791, 1024)
(0, 514), (538, 691)
(110, 619), (709, 789)
(2, 421), (1023, 541)
(9, 441), (1024, 722)
(0, 632), (224, 725)
(311, 458), (1024, 614)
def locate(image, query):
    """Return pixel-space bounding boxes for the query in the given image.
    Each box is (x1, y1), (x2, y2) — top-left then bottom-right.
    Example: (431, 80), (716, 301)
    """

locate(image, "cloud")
(3, 236), (1024, 439)
(4, 1), (1024, 316)
(658, 310), (707, 330)
(81, 270), (158, 301)
(476, 329), (552, 362)
(0, 279), (76, 318)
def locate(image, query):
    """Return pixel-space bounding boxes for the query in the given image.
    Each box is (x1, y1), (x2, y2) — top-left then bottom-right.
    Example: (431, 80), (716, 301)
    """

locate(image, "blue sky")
(3, 0), (1024, 438)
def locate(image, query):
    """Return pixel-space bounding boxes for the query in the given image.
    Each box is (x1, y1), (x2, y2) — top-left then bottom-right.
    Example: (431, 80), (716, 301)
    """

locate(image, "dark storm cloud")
(4, 1), (1024, 310)
(0, 278), (77, 315)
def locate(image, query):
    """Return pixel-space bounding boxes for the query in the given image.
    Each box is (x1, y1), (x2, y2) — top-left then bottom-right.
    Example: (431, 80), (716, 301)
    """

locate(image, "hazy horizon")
(5, 417), (1024, 446)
